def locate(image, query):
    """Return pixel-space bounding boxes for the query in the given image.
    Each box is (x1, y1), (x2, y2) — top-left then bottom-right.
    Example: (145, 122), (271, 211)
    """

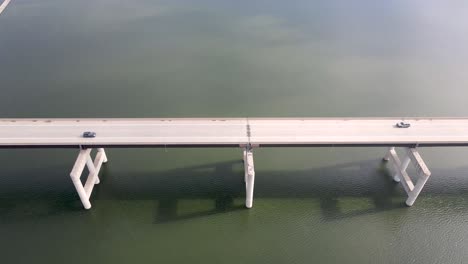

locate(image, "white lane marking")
(0, 0), (12, 16)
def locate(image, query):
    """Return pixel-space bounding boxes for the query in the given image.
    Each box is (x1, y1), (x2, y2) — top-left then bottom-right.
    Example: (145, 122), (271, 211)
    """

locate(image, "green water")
(2, 1), (468, 263)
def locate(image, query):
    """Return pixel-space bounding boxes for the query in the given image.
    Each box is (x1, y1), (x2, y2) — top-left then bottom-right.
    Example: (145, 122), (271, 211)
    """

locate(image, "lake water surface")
(2, 1), (468, 263)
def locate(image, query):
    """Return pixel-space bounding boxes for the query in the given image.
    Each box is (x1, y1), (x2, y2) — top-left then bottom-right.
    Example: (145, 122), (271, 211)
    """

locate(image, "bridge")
(1, 118), (466, 209)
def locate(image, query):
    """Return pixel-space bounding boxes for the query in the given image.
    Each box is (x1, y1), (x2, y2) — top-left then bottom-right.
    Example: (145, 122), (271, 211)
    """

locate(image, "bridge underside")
(68, 145), (431, 210)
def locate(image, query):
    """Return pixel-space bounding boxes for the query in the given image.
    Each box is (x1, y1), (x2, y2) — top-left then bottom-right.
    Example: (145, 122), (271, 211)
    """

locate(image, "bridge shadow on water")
(2, 158), (468, 223)
(131, 159), (403, 223)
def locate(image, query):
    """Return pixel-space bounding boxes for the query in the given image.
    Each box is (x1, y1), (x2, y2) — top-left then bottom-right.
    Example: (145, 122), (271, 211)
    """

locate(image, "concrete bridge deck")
(1, 118), (468, 147)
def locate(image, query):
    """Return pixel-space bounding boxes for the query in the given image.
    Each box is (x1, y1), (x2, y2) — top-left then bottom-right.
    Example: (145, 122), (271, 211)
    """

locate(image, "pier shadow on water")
(1, 158), (468, 223)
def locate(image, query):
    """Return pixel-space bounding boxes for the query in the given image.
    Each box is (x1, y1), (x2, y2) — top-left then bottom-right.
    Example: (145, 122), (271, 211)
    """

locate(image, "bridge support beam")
(383, 147), (431, 206)
(70, 148), (108, 209)
(243, 147), (255, 208)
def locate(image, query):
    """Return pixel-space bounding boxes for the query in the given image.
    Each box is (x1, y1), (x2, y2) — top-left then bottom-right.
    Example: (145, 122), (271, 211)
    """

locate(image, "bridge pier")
(383, 147), (431, 206)
(243, 146), (255, 208)
(70, 148), (108, 209)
